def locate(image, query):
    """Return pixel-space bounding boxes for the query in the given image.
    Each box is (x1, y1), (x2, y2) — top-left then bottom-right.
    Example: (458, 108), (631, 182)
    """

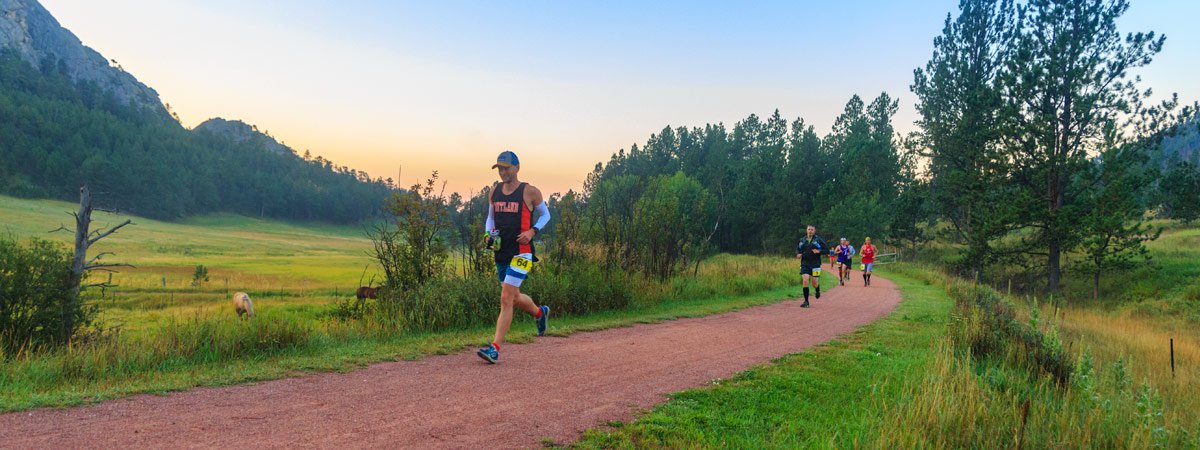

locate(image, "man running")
(795, 225), (829, 308)
(477, 150), (551, 364)
(860, 237), (877, 286)
(835, 237), (855, 286)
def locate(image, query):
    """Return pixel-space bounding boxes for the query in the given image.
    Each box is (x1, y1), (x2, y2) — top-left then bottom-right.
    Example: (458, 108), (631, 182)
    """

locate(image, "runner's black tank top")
(491, 182), (535, 263)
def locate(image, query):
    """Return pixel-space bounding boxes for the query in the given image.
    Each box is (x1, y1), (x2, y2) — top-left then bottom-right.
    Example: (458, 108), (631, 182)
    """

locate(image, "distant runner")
(795, 225), (829, 308)
(835, 238), (855, 286)
(860, 237), (877, 286)
(477, 150), (551, 364)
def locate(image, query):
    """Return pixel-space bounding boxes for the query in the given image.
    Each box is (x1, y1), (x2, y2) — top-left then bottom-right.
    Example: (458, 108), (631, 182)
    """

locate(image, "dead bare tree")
(50, 185), (134, 342)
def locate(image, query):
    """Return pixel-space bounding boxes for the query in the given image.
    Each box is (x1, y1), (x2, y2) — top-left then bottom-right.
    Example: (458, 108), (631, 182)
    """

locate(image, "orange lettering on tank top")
(493, 202), (521, 213)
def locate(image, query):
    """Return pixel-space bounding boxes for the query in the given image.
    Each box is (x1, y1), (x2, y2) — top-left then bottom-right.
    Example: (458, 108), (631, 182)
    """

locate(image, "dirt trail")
(0, 276), (901, 449)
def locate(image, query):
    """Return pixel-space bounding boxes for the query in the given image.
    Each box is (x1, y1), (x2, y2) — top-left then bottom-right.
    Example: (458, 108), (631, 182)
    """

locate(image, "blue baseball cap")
(492, 151), (520, 169)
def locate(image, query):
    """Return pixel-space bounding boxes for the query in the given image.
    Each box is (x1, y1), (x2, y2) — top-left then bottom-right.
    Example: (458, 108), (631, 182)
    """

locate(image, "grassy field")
(0, 194), (378, 288)
(1, 195), (386, 340)
(0, 194), (821, 412)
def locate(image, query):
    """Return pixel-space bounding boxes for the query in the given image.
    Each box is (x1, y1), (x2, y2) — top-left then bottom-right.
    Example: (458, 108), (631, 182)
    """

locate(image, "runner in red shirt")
(860, 237), (877, 286)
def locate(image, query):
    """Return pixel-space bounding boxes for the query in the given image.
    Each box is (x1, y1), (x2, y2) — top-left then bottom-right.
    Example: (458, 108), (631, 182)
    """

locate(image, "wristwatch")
(531, 226), (540, 235)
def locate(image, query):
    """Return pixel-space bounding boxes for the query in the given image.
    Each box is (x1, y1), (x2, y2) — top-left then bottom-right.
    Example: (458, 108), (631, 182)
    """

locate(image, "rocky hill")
(0, 0), (166, 116)
(194, 118), (293, 156)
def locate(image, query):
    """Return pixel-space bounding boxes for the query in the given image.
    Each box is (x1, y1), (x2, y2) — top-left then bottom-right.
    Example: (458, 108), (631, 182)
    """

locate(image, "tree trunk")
(1047, 168), (1065, 292)
(65, 185), (94, 343)
(1048, 239), (1062, 292)
(1093, 269), (1101, 301)
(1048, 94), (1072, 293)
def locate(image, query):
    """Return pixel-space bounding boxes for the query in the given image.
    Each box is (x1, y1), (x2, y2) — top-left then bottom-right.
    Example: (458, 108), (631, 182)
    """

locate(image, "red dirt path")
(0, 276), (901, 449)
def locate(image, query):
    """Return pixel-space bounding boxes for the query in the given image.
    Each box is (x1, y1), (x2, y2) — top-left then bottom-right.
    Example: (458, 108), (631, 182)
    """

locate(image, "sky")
(39, 0), (1200, 196)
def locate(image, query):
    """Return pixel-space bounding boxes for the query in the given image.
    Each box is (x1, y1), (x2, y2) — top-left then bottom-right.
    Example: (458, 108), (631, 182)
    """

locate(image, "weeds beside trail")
(574, 266), (1200, 448)
(872, 267), (1193, 448)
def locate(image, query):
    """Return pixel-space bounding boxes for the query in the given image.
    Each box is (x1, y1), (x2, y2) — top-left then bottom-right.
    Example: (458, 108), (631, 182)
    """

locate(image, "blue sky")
(40, 0), (1200, 194)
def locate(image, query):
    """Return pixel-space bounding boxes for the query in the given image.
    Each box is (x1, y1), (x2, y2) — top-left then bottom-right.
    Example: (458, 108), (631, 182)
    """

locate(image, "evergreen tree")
(1002, 0), (1165, 290)
(1076, 133), (1161, 300)
(912, 0), (1020, 280)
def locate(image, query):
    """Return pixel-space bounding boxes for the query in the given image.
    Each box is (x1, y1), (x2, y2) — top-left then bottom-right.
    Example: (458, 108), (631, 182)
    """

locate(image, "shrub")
(191, 264), (209, 287)
(947, 282), (1074, 384)
(0, 236), (88, 357)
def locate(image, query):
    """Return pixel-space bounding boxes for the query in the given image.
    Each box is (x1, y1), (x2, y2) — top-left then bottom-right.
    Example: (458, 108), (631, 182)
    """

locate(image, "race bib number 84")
(510, 256), (533, 272)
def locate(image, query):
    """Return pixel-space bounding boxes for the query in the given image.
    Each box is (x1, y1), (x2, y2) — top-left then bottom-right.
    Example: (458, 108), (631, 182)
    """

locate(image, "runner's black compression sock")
(815, 286), (821, 298)
(803, 287), (809, 301)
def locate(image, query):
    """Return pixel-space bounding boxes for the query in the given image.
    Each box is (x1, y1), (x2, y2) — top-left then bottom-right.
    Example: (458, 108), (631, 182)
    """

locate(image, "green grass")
(0, 194), (379, 289)
(1063, 221), (1200, 319)
(919, 218), (1200, 314)
(573, 268), (951, 448)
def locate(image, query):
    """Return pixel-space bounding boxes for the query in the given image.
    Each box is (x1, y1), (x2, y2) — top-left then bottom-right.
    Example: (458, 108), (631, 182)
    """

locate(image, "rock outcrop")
(0, 0), (166, 115)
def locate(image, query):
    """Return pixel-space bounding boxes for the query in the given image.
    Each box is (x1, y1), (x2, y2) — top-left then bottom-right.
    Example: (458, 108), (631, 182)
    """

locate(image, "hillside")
(0, 0), (394, 223)
(0, 0), (164, 116)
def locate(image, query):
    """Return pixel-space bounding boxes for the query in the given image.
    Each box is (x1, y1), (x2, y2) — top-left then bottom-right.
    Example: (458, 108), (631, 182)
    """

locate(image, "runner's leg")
(493, 283), (520, 345)
(813, 271), (821, 298)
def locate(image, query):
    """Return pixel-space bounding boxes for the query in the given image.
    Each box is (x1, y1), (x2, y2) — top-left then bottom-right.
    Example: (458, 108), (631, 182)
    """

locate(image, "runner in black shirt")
(477, 151), (551, 364)
(795, 225), (829, 308)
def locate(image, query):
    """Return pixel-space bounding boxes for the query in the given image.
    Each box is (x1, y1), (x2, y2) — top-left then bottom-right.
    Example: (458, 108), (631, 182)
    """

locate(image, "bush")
(946, 280), (1073, 384)
(191, 264), (209, 287)
(371, 172), (451, 291)
(524, 263), (633, 316)
(356, 260), (637, 334)
(0, 236), (86, 357)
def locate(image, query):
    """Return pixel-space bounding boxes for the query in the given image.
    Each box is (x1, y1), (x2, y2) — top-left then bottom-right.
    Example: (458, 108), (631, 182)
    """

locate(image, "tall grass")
(1057, 305), (1200, 431)
(872, 340), (1186, 448)
(338, 254), (802, 335)
(871, 265), (1196, 448)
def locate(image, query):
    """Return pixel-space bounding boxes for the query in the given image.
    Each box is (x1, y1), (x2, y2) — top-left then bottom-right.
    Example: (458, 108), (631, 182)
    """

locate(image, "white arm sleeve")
(533, 201), (550, 231)
(485, 202), (495, 233)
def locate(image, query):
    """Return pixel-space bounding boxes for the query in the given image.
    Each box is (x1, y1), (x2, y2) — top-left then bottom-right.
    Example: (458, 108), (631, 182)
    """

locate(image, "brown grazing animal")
(233, 292), (254, 319)
(356, 286), (379, 300)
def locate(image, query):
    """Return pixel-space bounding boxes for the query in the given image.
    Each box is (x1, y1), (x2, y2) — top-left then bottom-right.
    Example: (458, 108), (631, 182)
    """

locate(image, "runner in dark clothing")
(477, 150), (551, 364)
(835, 238), (855, 286)
(795, 225), (829, 308)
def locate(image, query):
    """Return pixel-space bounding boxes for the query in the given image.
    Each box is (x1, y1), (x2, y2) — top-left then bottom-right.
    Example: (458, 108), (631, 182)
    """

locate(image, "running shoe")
(536, 305), (550, 336)
(477, 344), (499, 364)
(801, 299), (810, 308)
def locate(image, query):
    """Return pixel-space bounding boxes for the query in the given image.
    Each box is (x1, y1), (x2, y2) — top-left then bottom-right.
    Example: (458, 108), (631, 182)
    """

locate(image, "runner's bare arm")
(517, 185), (545, 244)
(522, 185), (542, 209)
